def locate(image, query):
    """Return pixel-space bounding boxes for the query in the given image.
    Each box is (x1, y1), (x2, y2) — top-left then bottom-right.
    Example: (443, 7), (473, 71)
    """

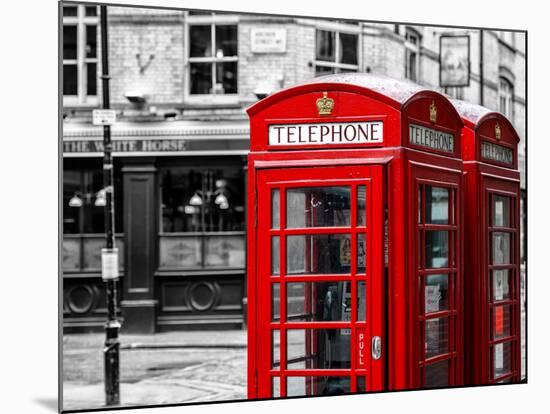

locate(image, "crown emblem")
(316, 92), (334, 116)
(495, 123), (501, 140)
(429, 100), (437, 123)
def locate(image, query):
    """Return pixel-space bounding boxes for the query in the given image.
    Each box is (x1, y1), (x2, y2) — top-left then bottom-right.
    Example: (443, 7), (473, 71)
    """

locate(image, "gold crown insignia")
(429, 100), (437, 123)
(316, 92), (334, 116)
(495, 123), (501, 140)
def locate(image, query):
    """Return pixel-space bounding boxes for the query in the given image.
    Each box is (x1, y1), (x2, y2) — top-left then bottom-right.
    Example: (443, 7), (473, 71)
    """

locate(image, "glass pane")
(159, 236), (202, 268)
(339, 33), (358, 65)
(493, 270), (511, 301)
(272, 283), (280, 321)
(272, 236), (280, 275)
(63, 170), (81, 233)
(286, 281), (352, 322)
(493, 342), (512, 378)
(190, 25), (212, 57)
(287, 376), (350, 397)
(287, 234), (351, 275)
(85, 25), (97, 58)
(62, 239), (81, 271)
(272, 377), (281, 397)
(425, 186), (449, 224)
(190, 62), (213, 94)
(272, 189), (280, 229)
(160, 167), (245, 233)
(425, 231), (449, 268)
(272, 330), (280, 368)
(418, 187), (422, 224)
(315, 66), (335, 77)
(287, 187), (351, 228)
(425, 317), (449, 358)
(86, 62), (97, 96)
(425, 274), (449, 313)
(357, 185), (366, 226)
(492, 232), (511, 264)
(215, 61), (237, 94)
(425, 359), (449, 388)
(357, 281), (366, 321)
(316, 30), (335, 62)
(356, 376), (366, 392)
(63, 6), (77, 16)
(215, 25), (237, 56)
(85, 6), (98, 16)
(83, 238), (104, 270)
(287, 329), (351, 369)
(63, 25), (77, 60)
(493, 195), (511, 227)
(204, 235), (245, 267)
(357, 234), (366, 273)
(493, 305), (512, 339)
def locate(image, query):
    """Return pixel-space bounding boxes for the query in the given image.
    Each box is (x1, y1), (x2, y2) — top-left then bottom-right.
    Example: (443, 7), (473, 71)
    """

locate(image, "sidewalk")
(62, 330), (247, 411)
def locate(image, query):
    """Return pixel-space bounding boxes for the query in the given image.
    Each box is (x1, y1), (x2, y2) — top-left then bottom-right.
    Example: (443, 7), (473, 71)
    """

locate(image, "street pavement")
(62, 330), (247, 411)
(63, 301), (527, 411)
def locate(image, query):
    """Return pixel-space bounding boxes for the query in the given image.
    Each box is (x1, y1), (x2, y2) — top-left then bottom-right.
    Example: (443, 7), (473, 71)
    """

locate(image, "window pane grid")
(62, 4), (98, 101)
(188, 20), (238, 95)
(417, 183), (457, 387)
(270, 182), (368, 392)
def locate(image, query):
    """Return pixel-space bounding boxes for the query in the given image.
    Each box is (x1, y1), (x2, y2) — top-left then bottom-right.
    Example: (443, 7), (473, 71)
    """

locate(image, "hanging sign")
(409, 124), (455, 153)
(269, 121), (384, 146)
(440, 35), (470, 87)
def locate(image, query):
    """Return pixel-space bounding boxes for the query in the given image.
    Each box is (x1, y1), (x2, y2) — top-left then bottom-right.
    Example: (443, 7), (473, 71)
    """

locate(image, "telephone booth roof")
(452, 99), (520, 143)
(452, 98), (519, 168)
(249, 73), (432, 116)
(247, 73), (464, 155)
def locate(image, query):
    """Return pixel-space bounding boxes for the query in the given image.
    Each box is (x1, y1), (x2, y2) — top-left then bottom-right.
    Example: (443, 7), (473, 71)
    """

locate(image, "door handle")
(371, 336), (382, 360)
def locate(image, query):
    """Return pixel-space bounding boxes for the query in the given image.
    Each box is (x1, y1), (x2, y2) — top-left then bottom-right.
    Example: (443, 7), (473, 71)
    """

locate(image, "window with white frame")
(405, 27), (421, 82)
(499, 77), (514, 120)
(314, 27), (359, 76)
(62, 4), (99, 104)
(186, 12), (238, 97)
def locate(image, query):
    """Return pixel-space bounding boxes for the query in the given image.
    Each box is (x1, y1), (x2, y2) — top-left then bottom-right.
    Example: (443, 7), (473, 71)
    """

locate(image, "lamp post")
(100, 5), (120, 406)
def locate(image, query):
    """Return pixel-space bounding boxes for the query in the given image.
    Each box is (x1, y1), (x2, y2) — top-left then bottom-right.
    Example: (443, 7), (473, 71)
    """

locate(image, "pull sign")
(371, 336), (382, 360)
(101, 248), (119, 280)
(357, 328), (367, 368)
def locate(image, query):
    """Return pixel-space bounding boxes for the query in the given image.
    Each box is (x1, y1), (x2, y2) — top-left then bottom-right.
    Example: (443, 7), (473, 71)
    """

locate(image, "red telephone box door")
(254, 164), (384, 398)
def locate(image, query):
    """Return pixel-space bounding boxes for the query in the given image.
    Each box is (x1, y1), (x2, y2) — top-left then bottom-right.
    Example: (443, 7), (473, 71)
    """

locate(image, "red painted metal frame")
(247, 78), (466, 398)
(252, 165), (384, 398)
(460, 111), (521, 385)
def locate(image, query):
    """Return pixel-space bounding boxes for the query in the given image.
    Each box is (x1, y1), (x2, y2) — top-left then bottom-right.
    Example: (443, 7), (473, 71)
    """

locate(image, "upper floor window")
(499, 77), (514, 121)
(405, 27), (421, 82)
(62, 4), (99, 105)
(314, 28), (359, 76)
(186, 12), (238, 98)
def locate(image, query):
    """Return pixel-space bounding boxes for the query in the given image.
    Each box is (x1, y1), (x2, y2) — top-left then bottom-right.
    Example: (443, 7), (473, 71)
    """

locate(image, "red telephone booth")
(246, 74), (465, 399)
(454, 100), (522, 385)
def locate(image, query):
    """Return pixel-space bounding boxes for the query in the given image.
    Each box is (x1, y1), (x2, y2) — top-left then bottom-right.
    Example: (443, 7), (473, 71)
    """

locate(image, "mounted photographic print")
(60, 0), (527, 412)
